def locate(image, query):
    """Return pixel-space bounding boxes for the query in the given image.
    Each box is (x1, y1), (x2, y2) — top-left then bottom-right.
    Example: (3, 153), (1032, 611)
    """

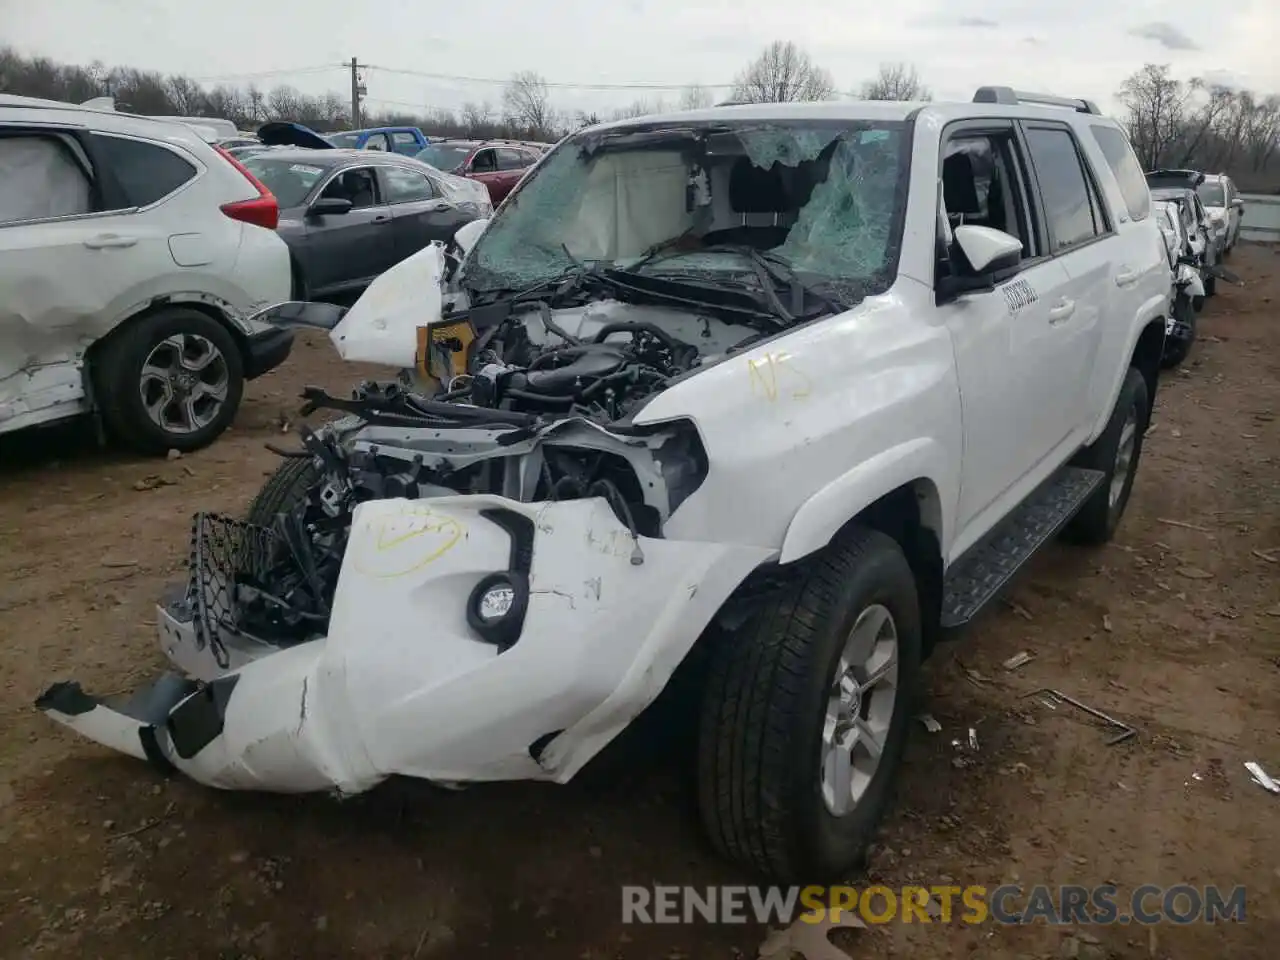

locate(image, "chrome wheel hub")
(1109, 404), (1139, 510)
(820, 603), (899, 817)
(139, 334), (230, 435)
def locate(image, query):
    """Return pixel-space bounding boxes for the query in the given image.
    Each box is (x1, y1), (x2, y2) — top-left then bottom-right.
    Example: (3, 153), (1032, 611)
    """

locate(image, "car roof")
(573, 98), (1125, 139)
(0, 94), (215, 150)
(246, 148), (426, 164)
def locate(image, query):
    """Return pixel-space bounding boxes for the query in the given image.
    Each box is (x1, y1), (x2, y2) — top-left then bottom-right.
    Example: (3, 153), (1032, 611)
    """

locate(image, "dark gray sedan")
(242, 149), (489, 299)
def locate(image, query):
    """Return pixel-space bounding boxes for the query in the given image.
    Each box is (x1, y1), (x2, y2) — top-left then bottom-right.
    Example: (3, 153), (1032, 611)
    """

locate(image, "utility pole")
(349, 57), (366, 128)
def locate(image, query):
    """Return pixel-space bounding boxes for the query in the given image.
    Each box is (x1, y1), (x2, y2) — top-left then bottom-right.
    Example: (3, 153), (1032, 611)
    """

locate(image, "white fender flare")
(778, 437), (952, 565)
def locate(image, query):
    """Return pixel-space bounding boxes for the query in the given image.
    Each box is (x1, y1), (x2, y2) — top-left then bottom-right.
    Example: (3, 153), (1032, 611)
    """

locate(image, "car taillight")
(214, 145), (279, 230)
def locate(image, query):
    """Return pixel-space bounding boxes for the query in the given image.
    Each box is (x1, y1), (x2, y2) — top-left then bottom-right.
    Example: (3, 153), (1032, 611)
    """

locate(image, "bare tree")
(612, 97), (668, 120)
(502, 71), (555, 137)
(730, 41), (836, 103)
(461, 100), (493, 135)
(858, 63), (931, 101)
(165, 75), (207, 114)
(679, 84), (713, 110)
(1117, 64), (1192, 168)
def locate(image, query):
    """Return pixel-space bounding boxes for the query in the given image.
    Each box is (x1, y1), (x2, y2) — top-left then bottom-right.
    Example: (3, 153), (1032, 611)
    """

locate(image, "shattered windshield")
(460, 119), (910, 307)
(1196, 180), (1225, 207)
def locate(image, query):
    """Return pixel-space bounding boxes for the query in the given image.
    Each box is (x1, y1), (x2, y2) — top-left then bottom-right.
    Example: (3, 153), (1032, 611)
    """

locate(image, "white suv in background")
(0, 95), (294, 454)
(1197, 172), (1245, 255)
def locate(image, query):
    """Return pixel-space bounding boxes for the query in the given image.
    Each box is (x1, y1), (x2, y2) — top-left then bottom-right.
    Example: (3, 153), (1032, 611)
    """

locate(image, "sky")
(1, 0), (1276, 120)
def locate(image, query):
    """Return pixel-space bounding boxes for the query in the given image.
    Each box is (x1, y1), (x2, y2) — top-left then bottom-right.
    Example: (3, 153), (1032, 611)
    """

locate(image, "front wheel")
(246, 456), (321, 526)
(1064, 366), (1149, 545)
(697, 526), (922, 882)
(93, 307), (244, 455)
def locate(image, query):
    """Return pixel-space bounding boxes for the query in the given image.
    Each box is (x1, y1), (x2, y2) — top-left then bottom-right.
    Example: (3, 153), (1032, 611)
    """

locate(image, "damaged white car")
(39, 89), (1172, 882)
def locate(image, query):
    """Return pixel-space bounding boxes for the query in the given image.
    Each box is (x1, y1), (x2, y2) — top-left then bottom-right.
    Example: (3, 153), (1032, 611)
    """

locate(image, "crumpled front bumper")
(37, 495), (773, 794)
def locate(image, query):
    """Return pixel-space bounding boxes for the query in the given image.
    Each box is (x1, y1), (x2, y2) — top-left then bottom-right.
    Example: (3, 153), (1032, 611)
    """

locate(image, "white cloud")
(0, 0), (1275, 118)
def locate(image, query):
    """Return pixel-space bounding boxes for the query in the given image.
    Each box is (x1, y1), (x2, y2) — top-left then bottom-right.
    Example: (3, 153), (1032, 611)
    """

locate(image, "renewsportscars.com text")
(621, 884), (1247, 926)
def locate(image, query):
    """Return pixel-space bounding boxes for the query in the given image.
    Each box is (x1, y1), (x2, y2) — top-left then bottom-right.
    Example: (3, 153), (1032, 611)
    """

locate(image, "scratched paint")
(349, 504), (465, 579)
(747, 352), (813, 402)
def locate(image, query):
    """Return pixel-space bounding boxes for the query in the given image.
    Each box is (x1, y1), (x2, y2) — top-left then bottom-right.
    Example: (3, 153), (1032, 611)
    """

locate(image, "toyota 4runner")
(38, 87), (1171, 883)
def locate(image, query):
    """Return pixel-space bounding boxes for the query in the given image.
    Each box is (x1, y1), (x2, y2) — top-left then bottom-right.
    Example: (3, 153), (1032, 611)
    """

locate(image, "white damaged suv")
(38, 88), (1170, 882)
(0, 95), (294, 453)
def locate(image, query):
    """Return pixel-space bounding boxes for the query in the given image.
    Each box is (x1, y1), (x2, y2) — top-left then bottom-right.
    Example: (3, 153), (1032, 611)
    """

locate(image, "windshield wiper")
(696, 244), (841, 321)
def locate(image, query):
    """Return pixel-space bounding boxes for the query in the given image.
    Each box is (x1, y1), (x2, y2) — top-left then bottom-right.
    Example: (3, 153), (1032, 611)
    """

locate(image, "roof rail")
(973, 86), (1101, 115)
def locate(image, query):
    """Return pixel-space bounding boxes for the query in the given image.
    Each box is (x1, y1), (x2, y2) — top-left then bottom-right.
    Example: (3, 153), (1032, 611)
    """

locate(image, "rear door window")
(92, 134), (197, 208)
(1088, 125), (1150, 222)
(1023, 125), (1105, 253)
(0, 134), (94, 224)
(496, 148), (528, 171)
(383, 166), (436, 203)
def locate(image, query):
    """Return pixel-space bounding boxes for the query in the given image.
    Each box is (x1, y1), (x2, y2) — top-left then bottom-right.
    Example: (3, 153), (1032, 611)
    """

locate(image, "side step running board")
(940, 466), (1105, 630)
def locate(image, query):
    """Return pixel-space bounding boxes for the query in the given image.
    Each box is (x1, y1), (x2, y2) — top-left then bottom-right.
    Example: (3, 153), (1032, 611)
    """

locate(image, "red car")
(413, 139), (544, 204)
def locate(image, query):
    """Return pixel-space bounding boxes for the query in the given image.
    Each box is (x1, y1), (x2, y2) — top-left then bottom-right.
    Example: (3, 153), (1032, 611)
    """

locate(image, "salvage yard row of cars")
(31, 86), (1253, 884)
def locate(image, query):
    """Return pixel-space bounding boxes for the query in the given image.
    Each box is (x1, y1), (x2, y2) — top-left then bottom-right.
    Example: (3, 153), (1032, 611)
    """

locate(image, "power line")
(189, 64), (344, 83)
(366, 64), (733, 92)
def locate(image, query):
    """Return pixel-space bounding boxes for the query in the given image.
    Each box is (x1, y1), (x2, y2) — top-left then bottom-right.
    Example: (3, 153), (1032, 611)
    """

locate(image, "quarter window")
(93, 134), (197, 208)
(1023, 126), (1102, 252)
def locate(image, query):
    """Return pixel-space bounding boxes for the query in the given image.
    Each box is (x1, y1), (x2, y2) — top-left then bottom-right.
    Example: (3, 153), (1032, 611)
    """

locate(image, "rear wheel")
(93, 307), (244, 455)
(697, 526), (922, 882)
(1064, 366), (1148, 545)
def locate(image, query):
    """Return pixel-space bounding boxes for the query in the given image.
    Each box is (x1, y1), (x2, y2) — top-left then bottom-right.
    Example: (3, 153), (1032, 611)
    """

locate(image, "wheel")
(246, 456), (321, 526)
(697, 526), (922, 882)
(1064, 366), (1149, 545)
(1160, 296), (1196, 369)
(93, 307), (244, 454)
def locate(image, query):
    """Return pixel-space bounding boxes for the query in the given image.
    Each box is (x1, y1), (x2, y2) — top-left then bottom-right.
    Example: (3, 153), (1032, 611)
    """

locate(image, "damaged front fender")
(38, 495), (773, 793)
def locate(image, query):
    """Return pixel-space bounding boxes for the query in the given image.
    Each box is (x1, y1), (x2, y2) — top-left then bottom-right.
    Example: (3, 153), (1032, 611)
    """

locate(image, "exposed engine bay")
(217, 296), (767, 655)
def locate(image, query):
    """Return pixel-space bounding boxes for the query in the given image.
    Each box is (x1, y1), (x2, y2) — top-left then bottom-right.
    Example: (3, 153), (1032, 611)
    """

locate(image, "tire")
(697, 526), (922, 882)
(1063, 366), (1149, 546)
(1160, 296), (1196, 369)
(246, 456), (321, 526)
(93, 307), (244, 455)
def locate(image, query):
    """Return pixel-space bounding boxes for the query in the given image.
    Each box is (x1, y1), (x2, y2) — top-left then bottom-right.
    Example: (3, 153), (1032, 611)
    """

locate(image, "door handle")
(1048, 298), (1075, 323)
(83, 234), (138, 249)
(372, 214), (390, 224)
(1115, 268), (1140, 287)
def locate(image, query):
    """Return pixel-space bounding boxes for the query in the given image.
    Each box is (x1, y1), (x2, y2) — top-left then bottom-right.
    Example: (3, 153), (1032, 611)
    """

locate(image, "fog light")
(477, 583), (515, 622)
(466, 571), (529, 651)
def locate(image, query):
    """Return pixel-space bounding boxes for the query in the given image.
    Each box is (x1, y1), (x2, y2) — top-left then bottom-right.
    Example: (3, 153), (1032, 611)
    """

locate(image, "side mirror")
(310, 197), (352, 216)
(953, 225), (1022, 273)
(937, 225), (1022, 301)
(1231, 197), (1244, 209)
(452, 218), (490, 257)
(246, 300), (348, 331)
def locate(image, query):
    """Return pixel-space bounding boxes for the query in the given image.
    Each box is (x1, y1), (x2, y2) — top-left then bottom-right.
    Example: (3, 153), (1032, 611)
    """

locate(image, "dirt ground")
(1, 247), (1278, 960)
